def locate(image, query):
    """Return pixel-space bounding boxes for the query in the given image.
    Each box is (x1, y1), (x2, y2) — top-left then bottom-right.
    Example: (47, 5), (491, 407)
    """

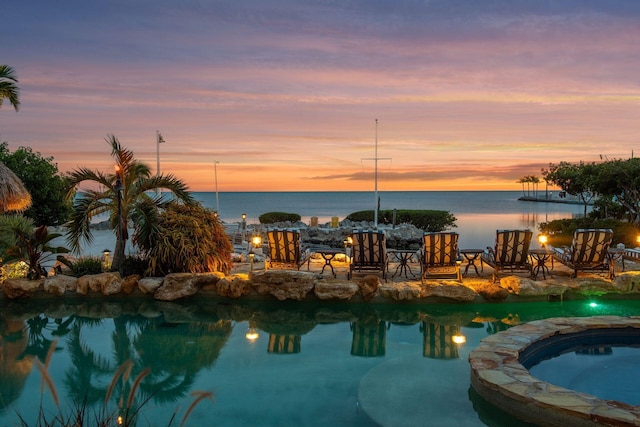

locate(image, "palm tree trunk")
(112, 189), (126, 276)
(112, 234), (126, 275)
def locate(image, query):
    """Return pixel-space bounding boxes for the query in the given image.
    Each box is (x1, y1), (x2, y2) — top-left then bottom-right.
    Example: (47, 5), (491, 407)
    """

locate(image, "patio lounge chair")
(553, 228), (613, 279)
(266, 229), (311, 271)
(420, 232), (462, 283)
(482, 229), (533, 282)
(347, 230), (387, 280)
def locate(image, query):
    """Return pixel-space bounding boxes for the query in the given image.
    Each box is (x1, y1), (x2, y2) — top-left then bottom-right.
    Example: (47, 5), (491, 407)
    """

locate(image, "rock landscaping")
(3, 254), (640, 303)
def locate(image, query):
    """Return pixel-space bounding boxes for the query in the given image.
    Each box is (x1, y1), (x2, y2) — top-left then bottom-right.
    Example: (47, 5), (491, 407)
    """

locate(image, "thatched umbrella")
(0, 161), (31, 212)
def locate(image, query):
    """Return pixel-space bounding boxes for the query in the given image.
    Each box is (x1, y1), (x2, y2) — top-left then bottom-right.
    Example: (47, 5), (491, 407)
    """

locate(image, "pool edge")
(468, 316), (640, 427)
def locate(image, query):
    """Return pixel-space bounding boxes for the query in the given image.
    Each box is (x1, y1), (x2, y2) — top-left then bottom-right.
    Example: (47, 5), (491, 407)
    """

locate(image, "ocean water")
(192, 191), (586, 249)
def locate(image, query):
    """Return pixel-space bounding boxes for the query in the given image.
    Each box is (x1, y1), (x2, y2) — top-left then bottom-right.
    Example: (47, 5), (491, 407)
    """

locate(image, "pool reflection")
(2, 297), (640, 426)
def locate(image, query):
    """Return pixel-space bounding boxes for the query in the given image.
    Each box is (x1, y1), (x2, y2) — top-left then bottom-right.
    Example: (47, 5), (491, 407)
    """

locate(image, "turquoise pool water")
(1, 297), (638, 426)
(528, 340), (640, 406)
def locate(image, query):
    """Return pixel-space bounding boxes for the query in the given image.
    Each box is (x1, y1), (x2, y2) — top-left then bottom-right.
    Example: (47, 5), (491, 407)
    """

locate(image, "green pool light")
(589, 302), (598, 308)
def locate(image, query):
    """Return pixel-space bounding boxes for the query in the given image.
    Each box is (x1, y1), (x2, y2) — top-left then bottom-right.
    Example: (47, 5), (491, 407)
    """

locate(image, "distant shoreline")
(517, 195), (591, 205)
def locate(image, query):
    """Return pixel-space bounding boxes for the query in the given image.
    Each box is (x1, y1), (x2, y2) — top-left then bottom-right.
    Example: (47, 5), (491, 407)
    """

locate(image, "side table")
(388, 249), (418, 278)
(607, 248), (626, 279)
(313, 248), (344, 278)
(529, 248), (554, 280)
(460, 249), (484, 277)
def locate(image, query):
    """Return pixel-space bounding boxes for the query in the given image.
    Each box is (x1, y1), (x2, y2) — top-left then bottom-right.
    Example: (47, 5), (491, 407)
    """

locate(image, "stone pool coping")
(469, 316), (640, 427)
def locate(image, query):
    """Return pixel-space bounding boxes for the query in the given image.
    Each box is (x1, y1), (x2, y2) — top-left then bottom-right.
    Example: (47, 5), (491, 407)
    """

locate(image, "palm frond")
(0, 65), (20, 111)
(65, 191), (114, 253)
(135, 174), (194, 205)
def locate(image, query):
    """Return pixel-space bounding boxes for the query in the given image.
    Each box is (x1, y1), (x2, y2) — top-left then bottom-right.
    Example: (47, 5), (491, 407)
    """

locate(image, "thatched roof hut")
(0, 161), (31, 212)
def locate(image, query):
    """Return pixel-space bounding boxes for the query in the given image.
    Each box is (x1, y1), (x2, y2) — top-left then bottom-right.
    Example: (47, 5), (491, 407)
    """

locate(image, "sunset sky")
(2, 1), (639, 192)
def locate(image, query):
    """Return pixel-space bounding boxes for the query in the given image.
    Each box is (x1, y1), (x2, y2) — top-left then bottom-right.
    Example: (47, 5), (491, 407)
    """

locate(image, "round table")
(529, 248), (554, 280)
(460, 249), (484, 277)
(388, 249), (418, 278)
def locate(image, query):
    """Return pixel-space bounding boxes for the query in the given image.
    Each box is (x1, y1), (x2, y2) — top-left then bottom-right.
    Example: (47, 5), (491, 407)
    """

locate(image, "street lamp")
(241, 213), (247, 242)
(103, 249), (111, 271)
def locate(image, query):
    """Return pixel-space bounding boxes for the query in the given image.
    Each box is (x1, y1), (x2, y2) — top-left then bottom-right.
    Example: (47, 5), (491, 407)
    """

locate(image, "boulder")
(615, 271), (640, 292)
(77, 272), (121, 295)
(499, 276), (569, 297)
(570, 276), (631, 296)
(378, 282), (422, 301)
(421, 282), (477, 302)
(252, 270), (316, 301)
(473, 282), (509, 302)
(154, 273), (219, 301)
(44, 275), (78, 296)
(314, 280), (359, 300)
(357, 276), (380, 301)
(122, 274), (141, 294)
(138, 277), (163, 294)
(216, 276), (253, 298)
(3, 278), (43, 299)
(100, 273), (123, 295)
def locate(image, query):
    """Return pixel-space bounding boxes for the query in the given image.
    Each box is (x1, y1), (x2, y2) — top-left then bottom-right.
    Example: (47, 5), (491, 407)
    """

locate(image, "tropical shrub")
(0, 143), (72, 226)
(259, 212), (301, 224)
(0, 214), (33, 257)
(0, 261), (28, 281)
(56, 256), (104, 277)
(346, 210), (457, 232)
(136, 202), (233, 275)
(122, 254), (150, 277)
(5, 225), (68, 279)
(65, 135), (194, 274)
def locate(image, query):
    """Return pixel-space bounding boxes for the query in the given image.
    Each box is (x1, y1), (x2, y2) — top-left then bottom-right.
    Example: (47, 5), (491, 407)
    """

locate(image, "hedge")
(345, 209), (457, 232)
(259, 212), (302, 224)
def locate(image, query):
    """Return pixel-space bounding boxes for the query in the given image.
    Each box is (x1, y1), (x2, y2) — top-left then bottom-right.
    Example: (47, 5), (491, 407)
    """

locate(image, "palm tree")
(531, 175), (540, 198)
(0, 65), (20, 111)
(66, 135), (194, 274)
(517, 177), (527, 197)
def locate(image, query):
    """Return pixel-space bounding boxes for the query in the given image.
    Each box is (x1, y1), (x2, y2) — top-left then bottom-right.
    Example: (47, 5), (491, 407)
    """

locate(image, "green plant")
(121, 255), (150, 277)
(0, 214), (33, 258)
(56, 256), (104, 277)
(0, 143), (72, 226)
(259, 211), (301, 224)
(539, 218), (640, 248)
(65, 135), (194, 275)
(0, 64), (20, 111)
(5, 225), (68, 279)
(27, 340), (213, 427)
(136, 202), (233, 275)
(346, 209), (457, 232)
(0, 260), (28, 281)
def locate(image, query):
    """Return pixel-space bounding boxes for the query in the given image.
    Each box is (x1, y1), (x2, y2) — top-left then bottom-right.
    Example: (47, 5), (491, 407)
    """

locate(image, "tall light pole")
(214, 161), (220, 214)
(362, 119), (390, 229)
(156, 130), (164, 176)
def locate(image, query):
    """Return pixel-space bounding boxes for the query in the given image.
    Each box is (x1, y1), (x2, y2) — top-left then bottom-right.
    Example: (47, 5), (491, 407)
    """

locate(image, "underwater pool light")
(589, 302), (598, 308)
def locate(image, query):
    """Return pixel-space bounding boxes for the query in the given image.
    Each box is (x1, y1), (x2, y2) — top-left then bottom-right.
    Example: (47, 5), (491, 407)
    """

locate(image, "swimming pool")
(1, 297), (638, 426)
